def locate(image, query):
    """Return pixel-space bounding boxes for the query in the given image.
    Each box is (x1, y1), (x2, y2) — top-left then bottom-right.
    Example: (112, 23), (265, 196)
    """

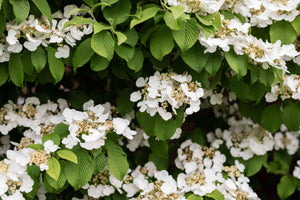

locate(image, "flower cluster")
(0, 4), (93, 62)
(265, 73), (300, 102)
(130, 71), (204, 120)
(62, 100), (136, 150)
(199, 16), (299, 72)
(274, 125), (300, 155)
(167, 0), (300, 28)
(175, 139), (260, 199)
(207, 117), (274, 160)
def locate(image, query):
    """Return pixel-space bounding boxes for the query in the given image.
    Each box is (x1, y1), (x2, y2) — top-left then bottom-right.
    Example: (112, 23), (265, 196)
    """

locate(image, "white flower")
(43, 140), (60, 154)
(55, 45), (70, 58)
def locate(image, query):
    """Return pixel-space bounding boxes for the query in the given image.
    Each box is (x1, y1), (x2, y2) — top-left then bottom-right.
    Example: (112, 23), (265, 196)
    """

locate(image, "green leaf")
(31, 46), (47, 72)
(115, 44), (134, 62)
(270, 21), (297, 45)
(83, 0), (97, 7)
(150, 25), (174, 61)
(8, 54), (24, 87)
(277, 175), (297, 199)
(90, 54), (110, 71)
(46, 157), (61, 181)
(228, 77), (249, 99)
(116, 88), (135, 115)
(31, 0), (52, 22)
(182, 42), (209, 72)
(45, 171), (66, 191)
(0, 10), (6, 35)
(26, 165), (40, 198)
(225, 49), (248, 79)
(163, 11), (185, 31)
(9, 0), (29, 24)
(26, 144), (44, 151)
(127, 48), (144, 72)
(94, 152), (106, 174)
(260, 104), (281, 133)
(259, 68), (274, 87)
(130, 6), (160, 29)
(291, 15), (300, 35)
(57, 150), (78, 164)
(42, 132), (61, 146)
(53, 123), (69, 139)
(148, 153), (168, 170)
(248, 64), (259, 84)
(205, 51), (222, 76)
(115, 31), (127, 46)
(46, 47), (64, 84)
(197, 12), (221, 32)
(240, 154), (268, 177)
(187, 194), (203, 200)
(103, 0), (131, 27)
(93, 22), (112, 34)
(281, 103), (300, 131)
(154, 115), (177, 140)
(105, 140), (129, 180)
(72, 38), (94, 72)
(64, 147), (95, 190)
(91, 31), (115, 61)
(63, 16), (94, 29)
(22, 51), (33, 75)
(168, 4), (185, 19)
(0, 64), (9, 86)
(136, 111), (156, 136)
(149, 137), (168, 159)
(172, 18), (200, 53)
(205, 189), (224, 200)
(124, 29), (138, 47)
(102, 0), (119, 5)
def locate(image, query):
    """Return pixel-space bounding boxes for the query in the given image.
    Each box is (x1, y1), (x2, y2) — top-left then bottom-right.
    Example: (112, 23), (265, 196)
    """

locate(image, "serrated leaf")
(127, 48), (144, 72)
(105, 140), (129, 180)
(124, 29), (138, 47)
(46, 47), (64, 84)
(91, 31), (115, 61)
(197, 12), (221, 32)
(57, 150), (78, 164)
(45, 171), (66, 191)
(103, 0), (131, 27)
(259, 68), (274, 87)
(46, 157), (61, 181)
(0, 10), (6, 35)
(150, 25), (174, 61)
(148, 153), (168, 170)
(242, 154), (268, 177)
(149, 137), (168, 159)
(95, 152), (106, 174)
(93, 22), (112, 34)
(270, 21), (297, 45)
(260, 104), (281, 133)
(31, 0), (52, 23)
(168, 4), (185, 19)
(115, 31), (127, 46)
(187, 194), (203, 200)
(205, 189), (224, 200)
(182, 42), (209, 72)
(53, 123), (69, 139)
(154, 115), (177, 140)
(26, 144), (44, 151)
(64, 147), (95, 190)
(102, 0), (119, 5)
(90, 54), (110, 72)
(63, 17), (94, 29)
(72, 38), (94, 72)
(8, 54), (23, 87)
(277, 175), (297, 199)
(42, 132), (61, 146)
(281, 103), (300, 131)
(172, 18), (200, 53)
(22, 51), (33, 75)
(225, 49), (248, 79)
(9, 0), (29, 24)
(136, 111), (156, 136)
(205, 51), (222, 76)
(0, 64), (9, 86)
(115, 44), (134, 62)
(31, 46), (47, 72)
(130, 6), (160, 29)
(292, 15), (300, 35)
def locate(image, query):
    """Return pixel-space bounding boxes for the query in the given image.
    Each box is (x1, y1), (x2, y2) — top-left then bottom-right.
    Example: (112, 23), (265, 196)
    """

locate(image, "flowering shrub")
(0, 0), (300, 199)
